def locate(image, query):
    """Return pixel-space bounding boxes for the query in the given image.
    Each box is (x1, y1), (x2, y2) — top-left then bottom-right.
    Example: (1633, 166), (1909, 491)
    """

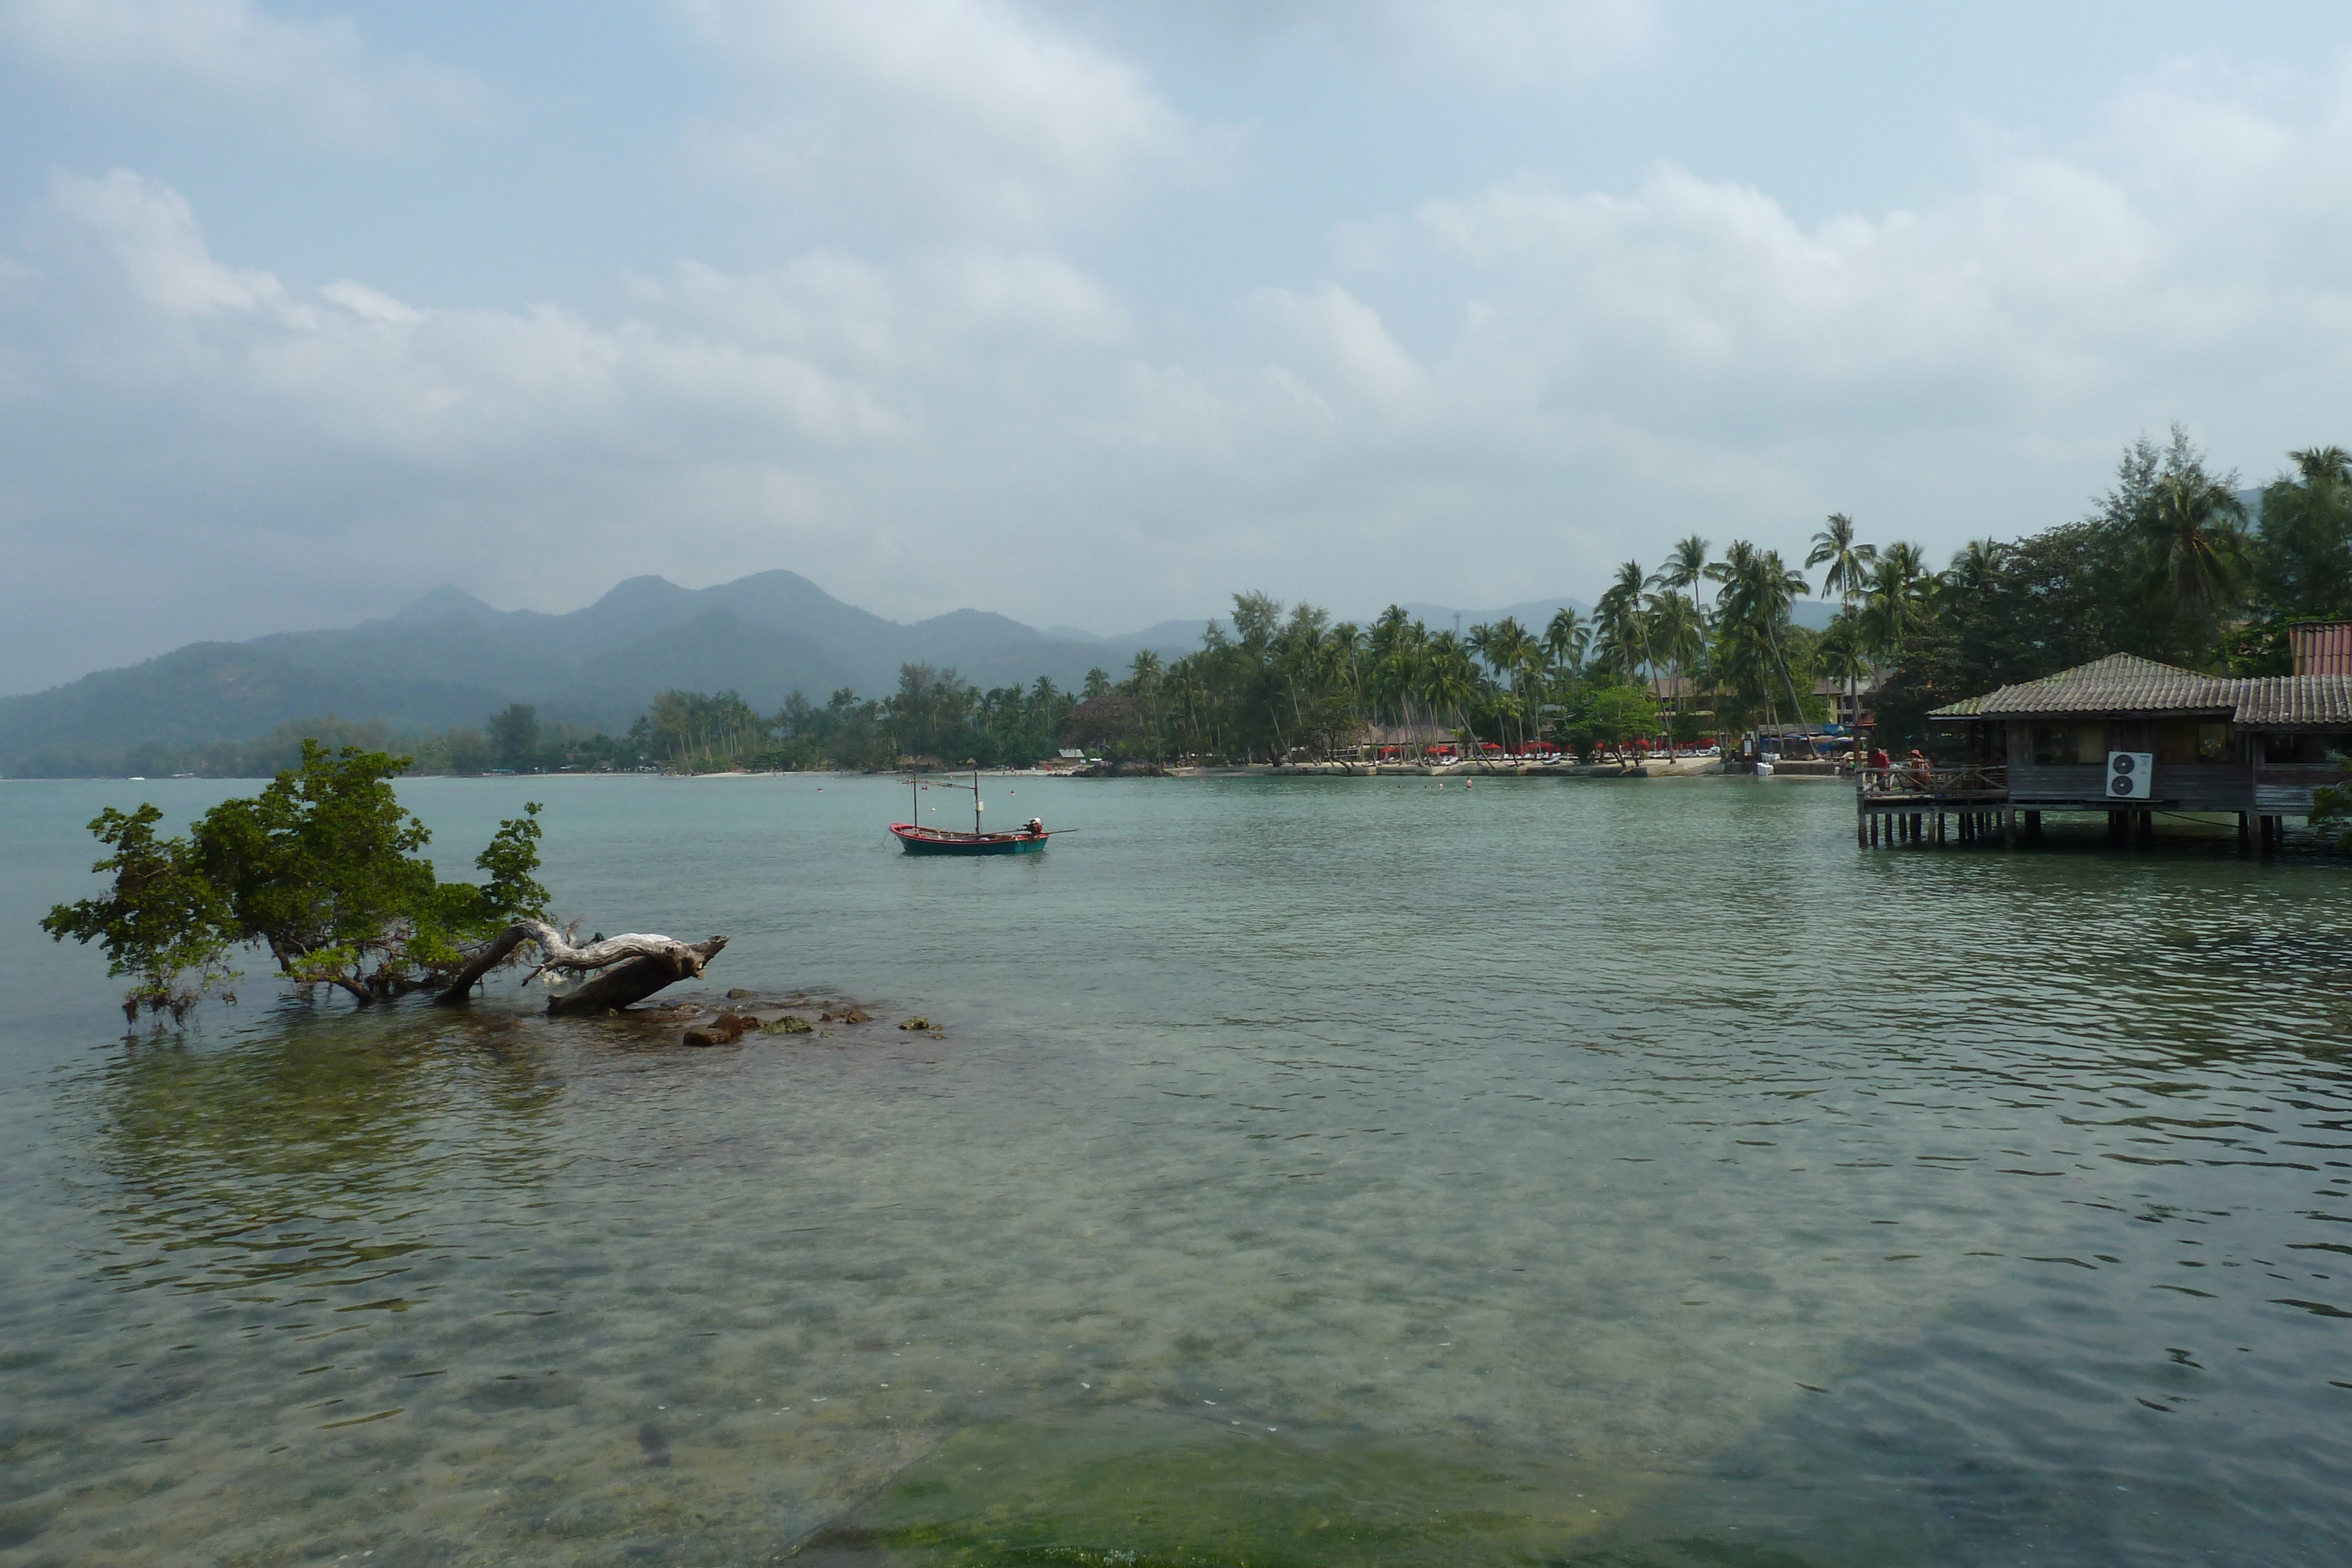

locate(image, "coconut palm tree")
(1709, 543), (1813, 739)
(1544, 607), (1588, 676)
(1593, 561), (1655, 687)
(1805, 517), (1882, 744)
(1646, 589), (1705, 748)
(1816, 610), (1872, 744)
(2293, 445), (2352, 485)
(1466, 621), (1504, 747)
(1612, 560), (1654, 686)
(1484, 617), (1541, 751)
(1326, 621), (1369, 754)
(1421, 631), (1476, 761)
(1661, 536), (1713, 607)
(1367, 610), (1434, 756)
(2140, 469), (2250, 636)
(1753, 549), (1813, 732)
(1945, 538), (2001, 597)
(1857, 546), (1934, 664)
(1657, 537), (1714, 739)
(1805, 513), (1877, 610)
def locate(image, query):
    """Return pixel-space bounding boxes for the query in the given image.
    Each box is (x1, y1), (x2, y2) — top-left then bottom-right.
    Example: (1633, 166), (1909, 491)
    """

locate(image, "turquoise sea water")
(2, 772), (2348, 1567)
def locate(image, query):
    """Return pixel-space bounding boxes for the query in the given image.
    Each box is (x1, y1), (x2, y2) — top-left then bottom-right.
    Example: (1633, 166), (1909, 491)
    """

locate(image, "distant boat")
(890, 770), (1061, 856)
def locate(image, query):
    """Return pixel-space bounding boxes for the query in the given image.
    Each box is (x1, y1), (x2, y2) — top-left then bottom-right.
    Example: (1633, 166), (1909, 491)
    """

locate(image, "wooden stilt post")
(2024, 810), (2042, 842)
(2002, 808), (2017, 848)
(2237, 810), (2251, 849)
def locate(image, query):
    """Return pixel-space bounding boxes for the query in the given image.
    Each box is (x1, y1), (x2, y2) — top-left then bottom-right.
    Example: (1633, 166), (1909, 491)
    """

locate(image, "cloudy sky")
(6, 1), (2352, 691)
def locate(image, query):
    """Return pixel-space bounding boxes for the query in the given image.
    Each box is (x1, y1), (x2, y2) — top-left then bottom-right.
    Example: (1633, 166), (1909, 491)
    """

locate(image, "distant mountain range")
(0, 571), (1208, 771)
(0, 571), (1838, 772)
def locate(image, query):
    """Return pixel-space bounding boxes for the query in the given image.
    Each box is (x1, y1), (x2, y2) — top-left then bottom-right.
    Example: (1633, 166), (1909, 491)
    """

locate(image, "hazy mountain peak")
(389, 586), (509, 627)
(589, 575), (691, 609)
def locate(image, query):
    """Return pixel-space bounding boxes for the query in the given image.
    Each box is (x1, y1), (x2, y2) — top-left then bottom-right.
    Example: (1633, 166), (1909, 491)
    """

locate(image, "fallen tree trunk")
(547, 935), (728, 1015)
(434, 920), (727, 1012)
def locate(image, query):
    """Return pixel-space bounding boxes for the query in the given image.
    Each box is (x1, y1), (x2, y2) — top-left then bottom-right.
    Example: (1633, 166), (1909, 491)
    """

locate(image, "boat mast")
(973, 768), (982, 835)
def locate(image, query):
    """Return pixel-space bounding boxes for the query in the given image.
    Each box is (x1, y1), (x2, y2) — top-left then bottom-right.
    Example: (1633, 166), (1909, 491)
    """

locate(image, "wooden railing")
(1858, 765), (2008, 798)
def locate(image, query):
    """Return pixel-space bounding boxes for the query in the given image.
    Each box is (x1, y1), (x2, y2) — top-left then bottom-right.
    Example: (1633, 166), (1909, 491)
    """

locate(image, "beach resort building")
(1867, 637), (2352, 846)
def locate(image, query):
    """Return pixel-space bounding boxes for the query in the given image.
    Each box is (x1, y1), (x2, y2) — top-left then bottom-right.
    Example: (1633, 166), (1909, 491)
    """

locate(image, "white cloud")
(318, 279), (423, 326)
(41, 168), (286, 317)
(11, 56), (2352, 692)
(1253, 282), (1422, 409)
(0, 167), (1154, 686)
(28, 169), (907, 457)
(680, 0), (1201, 232)
(1083, 59), (2352, 598)
(1358, 0), (1656, 83)
(0, 0), (483, 143)
(1142, 0), (1658, 84)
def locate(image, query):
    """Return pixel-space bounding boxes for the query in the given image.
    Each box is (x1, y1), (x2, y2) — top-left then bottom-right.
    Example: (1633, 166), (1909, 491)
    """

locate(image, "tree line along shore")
(30, 429), (2349, 781)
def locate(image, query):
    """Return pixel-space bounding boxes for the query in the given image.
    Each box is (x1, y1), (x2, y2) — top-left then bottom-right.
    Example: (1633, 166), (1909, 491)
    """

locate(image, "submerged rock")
(898, 1016), (931, 1031)
(766, 1015), (814, 1035)
(683, 1011), (757, 1047)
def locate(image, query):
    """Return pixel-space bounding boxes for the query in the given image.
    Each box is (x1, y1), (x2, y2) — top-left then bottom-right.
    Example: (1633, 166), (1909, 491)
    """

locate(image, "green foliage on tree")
(2253, 446), (2352, 621)
(44, 741), (549, 1022)
(1556, 680), (1661, 755)
(1869, 426), (2352, 745)
(488, 703), (542, 769)
(2313, 780), (2352, 852)
(39, 803), (239, 1024)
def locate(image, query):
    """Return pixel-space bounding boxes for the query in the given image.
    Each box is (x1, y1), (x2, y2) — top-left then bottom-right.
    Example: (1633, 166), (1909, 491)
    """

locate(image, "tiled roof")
(2230, 674), (2352, 727)
(1977, 654), (2233, 716)
(1930, 654), (2352, 728)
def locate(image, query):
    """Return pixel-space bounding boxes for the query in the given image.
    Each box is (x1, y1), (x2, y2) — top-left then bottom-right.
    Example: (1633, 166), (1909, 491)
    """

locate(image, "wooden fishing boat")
(890, 770), (1064, 855)
(888, 821), (1052, 855)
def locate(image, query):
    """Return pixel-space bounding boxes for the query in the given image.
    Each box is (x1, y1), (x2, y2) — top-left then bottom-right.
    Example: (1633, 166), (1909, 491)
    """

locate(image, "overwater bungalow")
(1861, 638), (2352, 848)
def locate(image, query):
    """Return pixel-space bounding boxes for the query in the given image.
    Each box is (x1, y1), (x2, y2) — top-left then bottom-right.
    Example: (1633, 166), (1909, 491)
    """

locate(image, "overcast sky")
(6, 1), (2352, 692)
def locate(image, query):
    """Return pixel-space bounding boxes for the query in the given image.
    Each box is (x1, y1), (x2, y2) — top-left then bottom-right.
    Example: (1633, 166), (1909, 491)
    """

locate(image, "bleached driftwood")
(435, 920), (728, 1014)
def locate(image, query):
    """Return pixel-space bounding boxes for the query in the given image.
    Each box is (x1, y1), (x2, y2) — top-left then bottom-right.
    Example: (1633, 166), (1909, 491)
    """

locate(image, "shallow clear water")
(2, 773), (2349, 1567)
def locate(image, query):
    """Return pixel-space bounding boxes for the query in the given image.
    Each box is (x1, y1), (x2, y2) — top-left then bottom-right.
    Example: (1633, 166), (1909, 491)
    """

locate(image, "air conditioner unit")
(2106, 750), (2154, 800)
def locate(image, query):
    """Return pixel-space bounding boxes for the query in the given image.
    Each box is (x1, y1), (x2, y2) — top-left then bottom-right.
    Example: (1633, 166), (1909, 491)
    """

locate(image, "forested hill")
(0, 570), (1205, 775)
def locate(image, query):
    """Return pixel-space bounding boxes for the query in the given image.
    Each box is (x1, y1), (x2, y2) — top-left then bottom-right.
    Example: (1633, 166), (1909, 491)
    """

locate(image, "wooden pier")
(1857, 765), (2023, 847)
